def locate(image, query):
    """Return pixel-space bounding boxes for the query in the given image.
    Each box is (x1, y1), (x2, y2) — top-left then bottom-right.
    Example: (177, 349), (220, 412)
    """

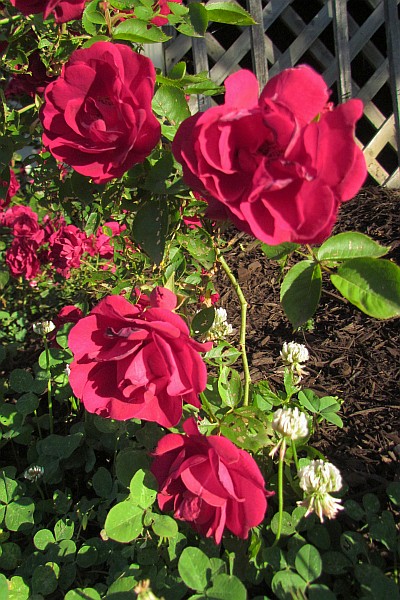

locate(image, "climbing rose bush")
(151, 417), (273, 544)
(68, 288), (212, 427)
(173, 65), (367, 245)
(40, 41), (161, 183)
(10, 0), (86, 22)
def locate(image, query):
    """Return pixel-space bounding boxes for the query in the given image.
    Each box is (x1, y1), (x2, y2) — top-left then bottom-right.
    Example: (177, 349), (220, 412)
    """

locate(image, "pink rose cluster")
(67, 287), (273, 543)
(40, 42), (160, 183)
(2, 202), (125, 281)
(10, 0), (86, 23)
(173, 65), (367, 246)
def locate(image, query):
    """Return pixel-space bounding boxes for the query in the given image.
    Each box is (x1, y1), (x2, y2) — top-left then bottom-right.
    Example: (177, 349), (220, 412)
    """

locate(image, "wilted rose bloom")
(41, 42), (161, 183)
(68, 288), (212, 427)
(10, 0), (86, 23)
(3, 205), (44, 244)
(151, 417), (273, 544)
(48, 224), (88, 278)
(0, 169), (20, 211)
(173, 65), (367, 245)
(6, 51), (56, 98)
(6, 238), (42, 280)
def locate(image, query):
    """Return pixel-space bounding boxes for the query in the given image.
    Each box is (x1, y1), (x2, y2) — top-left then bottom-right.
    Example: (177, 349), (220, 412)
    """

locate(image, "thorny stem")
(43, 337), (54, 434)
(215, 246), (251, 406)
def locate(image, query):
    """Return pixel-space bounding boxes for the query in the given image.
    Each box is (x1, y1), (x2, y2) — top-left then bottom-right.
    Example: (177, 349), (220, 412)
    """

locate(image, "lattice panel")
(160, 0), (400, 187)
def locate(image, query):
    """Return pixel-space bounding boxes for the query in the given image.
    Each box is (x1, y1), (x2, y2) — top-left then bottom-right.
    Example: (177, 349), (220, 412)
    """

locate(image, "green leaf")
(152, 85), (191, 125)
(5, 497), (35, 531)
(115, 448), (150, 487)
(178, 546), (210, 592)
(270, 512), (297, 537)
(217, 366), (242, 408)
(37, 433), (84, 460)
(34, 529), (56, 551)
(38, 348), (72, 370)
(92, 467), (113, 498)
(295, 544), (322, 583)
(104, 500), (143, 543)
(151, 513), (178, 538)
(15, 392), (40, 416)
(280, 261), (322, 328)
(9, 369), (34, 393)
(65, 589), (101, 600)
(271, 570), (307, 600)
(260, 242), (299, 260)
(321, 551), (351, 575)
(206, 574), (247, 600)
(54, 518), (74, 541)
(143, 152), (175, 194)
(188, 2), (209, 35)
(331, 258), (400, 319)
(205, 2), (256, 25)
(129, 469), (157, 509)
(219, 407), (270, 452)
(308, 584), (336, 600)
(317, 232), (390, 261)
(132, 200), (168, 265)
(192, 307), (215, 335)
(7, 575), (30, 600)
(32, 563), (59, 596)
(113, 19), (170, 43)
(0, 270), (9, 290)
(0, 542), (21, 571)
(83, 0), (105, 24)
(387, 482), (400, 506)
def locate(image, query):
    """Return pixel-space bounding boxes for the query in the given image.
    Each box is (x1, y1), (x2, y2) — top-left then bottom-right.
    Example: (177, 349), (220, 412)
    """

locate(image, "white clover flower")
(280, 341), (309, 381)
(24, 465), (44, 482)
(270, 407), (309, 458)
(33, 320), (56, 335)
(297, 459), (344, 522)
(205, 307), (234, 341)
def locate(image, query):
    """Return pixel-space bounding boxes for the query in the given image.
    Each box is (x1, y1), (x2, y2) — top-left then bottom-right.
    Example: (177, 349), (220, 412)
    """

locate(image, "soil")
(216, 186), (400, 493)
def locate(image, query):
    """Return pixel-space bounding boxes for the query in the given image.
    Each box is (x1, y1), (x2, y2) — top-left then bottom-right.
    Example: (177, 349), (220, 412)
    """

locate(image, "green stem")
(292, 440), (300, 472)
(0, 15), (20, 25)
(215, 246), (251, 406)
(43, 338), (54, 434)
(273, 440), (286, 546)
(17, 103), (35, 114)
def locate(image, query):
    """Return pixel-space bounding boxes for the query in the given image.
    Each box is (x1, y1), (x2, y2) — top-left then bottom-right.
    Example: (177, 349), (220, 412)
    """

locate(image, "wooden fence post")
(332, 0), (352, 102)
(383, 0), (400, 177)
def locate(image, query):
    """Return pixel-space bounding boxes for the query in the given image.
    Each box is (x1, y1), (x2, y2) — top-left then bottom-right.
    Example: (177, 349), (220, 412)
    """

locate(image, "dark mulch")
(216, 187), (400, 493)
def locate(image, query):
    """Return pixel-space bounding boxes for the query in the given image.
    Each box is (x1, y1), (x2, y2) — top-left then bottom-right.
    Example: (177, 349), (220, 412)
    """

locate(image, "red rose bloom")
(10, 0), (86, 23)
(68, 288), (212, 427)
(6, 238), (41, 280)
(3, 205), (44, 244)
(48, 224), (87, 278)
(41, 42), (161, 184)
(151, 418), (273, 544)
(172, 66), (367, 245)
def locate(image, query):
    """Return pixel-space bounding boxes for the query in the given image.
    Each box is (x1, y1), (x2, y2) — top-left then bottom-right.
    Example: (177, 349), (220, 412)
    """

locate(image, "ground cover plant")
(1, 1), (400, 598)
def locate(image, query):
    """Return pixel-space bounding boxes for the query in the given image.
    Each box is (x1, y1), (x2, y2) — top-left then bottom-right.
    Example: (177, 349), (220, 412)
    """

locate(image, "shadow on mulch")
(215, 186), (400, 494)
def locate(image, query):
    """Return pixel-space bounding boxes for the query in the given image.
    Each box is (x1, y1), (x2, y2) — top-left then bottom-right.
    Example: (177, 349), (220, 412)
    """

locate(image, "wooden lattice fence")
(148, 0), (400, 187)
